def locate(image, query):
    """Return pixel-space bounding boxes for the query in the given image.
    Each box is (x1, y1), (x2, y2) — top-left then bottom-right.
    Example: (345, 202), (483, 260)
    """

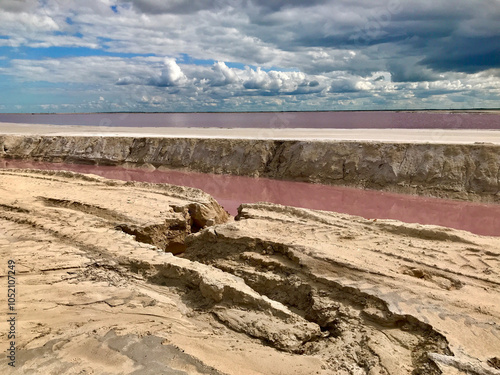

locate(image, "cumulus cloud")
(2, 0), (498, 76)
(242, 68), (308, 93)
(2, 52), (499, 112)
(211, 62), (239, 86)
(0, 0), (499, 112)
(148, 58), (188, 87)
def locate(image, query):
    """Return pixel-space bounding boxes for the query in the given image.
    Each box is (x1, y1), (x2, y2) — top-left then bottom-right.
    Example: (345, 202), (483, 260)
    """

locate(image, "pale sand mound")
(0, 169), (499, 374)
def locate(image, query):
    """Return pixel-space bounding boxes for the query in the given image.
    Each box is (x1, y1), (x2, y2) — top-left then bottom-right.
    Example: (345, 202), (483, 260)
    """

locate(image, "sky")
(0, 0), (499, 113)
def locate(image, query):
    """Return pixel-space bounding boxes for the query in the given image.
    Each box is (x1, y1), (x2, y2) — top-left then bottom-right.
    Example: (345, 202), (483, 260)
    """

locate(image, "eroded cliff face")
(1, 134), (499, 202)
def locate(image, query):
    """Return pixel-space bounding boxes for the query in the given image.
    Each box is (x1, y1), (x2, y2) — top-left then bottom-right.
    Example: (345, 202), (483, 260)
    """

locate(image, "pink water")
(1, 111), (499, 129)
(1, 159), (499, 237)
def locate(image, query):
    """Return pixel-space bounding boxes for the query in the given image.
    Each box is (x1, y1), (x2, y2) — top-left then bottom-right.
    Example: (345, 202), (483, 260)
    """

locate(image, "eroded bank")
(2, 159), (500, 236)
(1, 134), (499, 203)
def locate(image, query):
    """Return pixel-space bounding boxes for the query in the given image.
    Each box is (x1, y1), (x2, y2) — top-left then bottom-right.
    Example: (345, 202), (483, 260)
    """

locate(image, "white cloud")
(0, 11), (59, 37)
(0, 0), (499, 112)
(211, 62), (239, 86)
(4, 52), (499, 113)
(148, 58), (188, 87)
(242, 68), (308, 93)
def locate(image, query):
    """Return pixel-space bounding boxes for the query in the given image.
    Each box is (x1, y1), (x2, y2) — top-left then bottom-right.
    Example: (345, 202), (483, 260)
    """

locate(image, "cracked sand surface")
(0, 169), (499, 374)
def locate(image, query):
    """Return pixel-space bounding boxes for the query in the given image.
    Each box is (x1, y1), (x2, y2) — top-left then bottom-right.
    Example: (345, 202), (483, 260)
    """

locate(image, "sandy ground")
(1, 169), (499, 374)
(1, 122), (500, 144)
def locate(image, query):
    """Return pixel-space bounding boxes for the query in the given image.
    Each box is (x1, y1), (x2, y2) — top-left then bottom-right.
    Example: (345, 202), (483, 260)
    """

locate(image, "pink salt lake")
(1, 159), (498, 237)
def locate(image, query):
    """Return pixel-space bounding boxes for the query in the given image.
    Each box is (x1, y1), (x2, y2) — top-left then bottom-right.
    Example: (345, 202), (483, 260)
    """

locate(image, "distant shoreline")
(1, 123), (499, 143)
(1, 110), (499, 130)
(1, 109), (499, 115)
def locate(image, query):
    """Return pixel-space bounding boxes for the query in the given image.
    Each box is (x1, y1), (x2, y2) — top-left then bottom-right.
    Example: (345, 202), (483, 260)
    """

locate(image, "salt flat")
(1, 122), (499, 144)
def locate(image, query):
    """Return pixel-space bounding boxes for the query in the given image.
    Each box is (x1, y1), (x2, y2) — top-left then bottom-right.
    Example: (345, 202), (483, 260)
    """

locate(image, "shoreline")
(2, 110), (500, 130)
(1, 127), (500, 204)
(3, 158), (500, 236)
(1, 122), (500, 144)
(1, 109), (500, 115)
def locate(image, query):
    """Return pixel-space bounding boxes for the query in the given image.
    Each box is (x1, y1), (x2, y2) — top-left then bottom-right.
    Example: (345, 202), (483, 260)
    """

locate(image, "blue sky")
(0, 0), (499, 113)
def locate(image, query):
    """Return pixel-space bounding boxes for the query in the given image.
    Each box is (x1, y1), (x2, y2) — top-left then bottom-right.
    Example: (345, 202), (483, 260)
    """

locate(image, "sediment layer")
(1, 134), (499, 202)
(1, 170), (499, 374)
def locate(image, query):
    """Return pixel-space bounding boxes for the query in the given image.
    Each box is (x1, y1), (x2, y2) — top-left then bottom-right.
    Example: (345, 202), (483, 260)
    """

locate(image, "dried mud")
(0, 169), (499, 374)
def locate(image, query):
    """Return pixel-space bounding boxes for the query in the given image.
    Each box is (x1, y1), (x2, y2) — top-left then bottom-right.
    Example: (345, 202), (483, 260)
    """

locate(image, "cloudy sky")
(0, 0), (499, 112)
